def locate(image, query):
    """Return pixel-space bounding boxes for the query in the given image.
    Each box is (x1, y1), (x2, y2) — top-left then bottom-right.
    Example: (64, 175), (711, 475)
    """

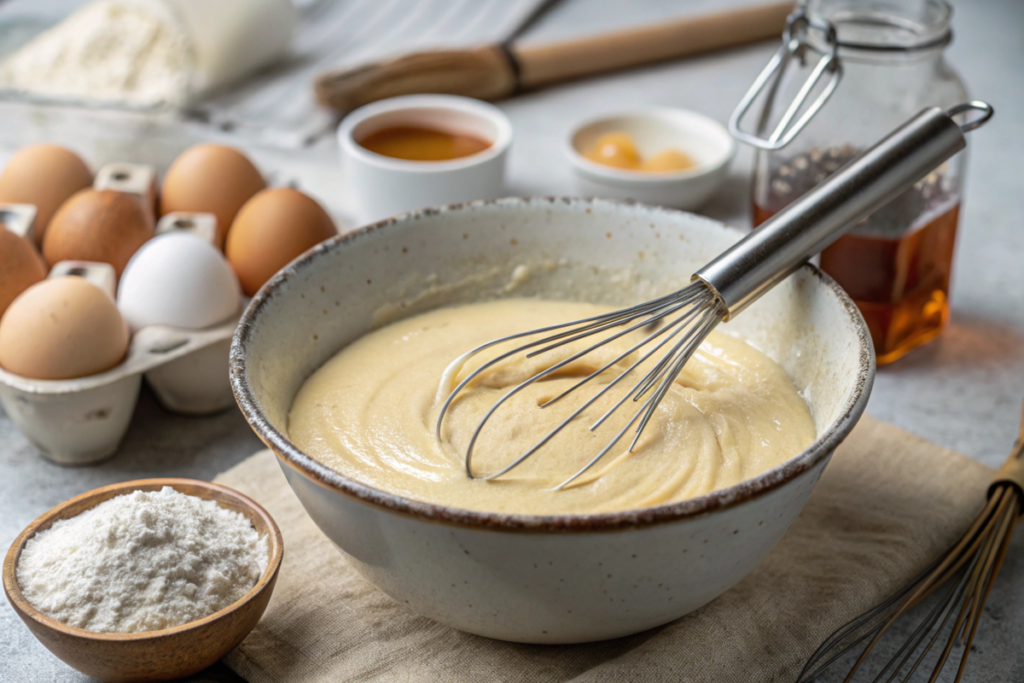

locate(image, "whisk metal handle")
(695, 104), (986, 318)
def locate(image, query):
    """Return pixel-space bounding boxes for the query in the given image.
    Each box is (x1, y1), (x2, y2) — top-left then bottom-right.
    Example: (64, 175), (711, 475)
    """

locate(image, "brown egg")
(0, 277), (129, 380)
(226, 188), (336, 296)
(43, 189), (154, 277)
(0, 226), (47, 317)
(160, 144), (266, 249)
(0, 145), (93, 246)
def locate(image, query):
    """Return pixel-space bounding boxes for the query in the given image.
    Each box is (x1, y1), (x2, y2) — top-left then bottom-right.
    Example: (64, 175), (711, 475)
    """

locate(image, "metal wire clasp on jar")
(729, 0), (977, 364)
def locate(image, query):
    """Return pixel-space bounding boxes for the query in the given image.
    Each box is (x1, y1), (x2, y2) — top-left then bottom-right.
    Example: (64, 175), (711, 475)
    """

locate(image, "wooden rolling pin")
(315, 2), (794, 115)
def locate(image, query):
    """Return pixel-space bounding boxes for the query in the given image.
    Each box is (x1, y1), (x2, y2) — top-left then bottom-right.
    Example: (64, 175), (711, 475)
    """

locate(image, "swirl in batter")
(288, 299), (815, 515)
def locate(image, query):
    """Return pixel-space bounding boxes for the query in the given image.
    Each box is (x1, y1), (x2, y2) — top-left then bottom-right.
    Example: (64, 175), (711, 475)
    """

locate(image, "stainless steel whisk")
(436, 102), (993, 487)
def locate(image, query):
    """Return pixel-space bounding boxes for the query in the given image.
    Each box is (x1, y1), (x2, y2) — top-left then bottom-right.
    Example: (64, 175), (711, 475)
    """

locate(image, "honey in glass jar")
(743, 0), (968, 365)
(753, 148), (960, 364)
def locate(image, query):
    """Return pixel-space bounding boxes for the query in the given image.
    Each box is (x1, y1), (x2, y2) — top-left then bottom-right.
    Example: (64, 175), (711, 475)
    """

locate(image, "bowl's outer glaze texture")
(232, 197), (873, 643)
(281, 456), (827, 642)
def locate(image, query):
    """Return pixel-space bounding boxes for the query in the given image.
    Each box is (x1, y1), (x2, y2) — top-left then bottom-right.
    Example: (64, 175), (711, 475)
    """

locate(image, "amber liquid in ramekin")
(359, 126), (491, 162)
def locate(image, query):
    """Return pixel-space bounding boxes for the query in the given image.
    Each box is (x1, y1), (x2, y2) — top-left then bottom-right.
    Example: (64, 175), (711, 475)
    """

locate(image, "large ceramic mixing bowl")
(230, 197), (874, 644)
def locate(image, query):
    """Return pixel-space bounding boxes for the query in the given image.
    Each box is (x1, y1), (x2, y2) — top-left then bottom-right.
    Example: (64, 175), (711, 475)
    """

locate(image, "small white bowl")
(338, 95), (513, 224)
(567, 108), (735, 210)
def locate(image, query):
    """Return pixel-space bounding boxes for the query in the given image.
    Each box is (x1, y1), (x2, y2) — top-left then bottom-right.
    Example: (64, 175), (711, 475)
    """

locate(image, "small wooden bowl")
(2, 478), (284, 683)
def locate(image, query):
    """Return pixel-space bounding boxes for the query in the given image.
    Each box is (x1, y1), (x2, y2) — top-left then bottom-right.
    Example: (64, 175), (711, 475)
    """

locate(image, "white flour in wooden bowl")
(16, 486), (268, 634)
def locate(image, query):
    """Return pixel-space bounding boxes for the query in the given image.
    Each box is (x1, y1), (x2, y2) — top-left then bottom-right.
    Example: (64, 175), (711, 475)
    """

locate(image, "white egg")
(117, 232), (241, 331)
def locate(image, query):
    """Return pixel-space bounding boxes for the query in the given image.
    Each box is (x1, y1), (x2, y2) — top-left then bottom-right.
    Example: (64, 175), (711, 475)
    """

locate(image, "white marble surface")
(1, 0), (1022, 681)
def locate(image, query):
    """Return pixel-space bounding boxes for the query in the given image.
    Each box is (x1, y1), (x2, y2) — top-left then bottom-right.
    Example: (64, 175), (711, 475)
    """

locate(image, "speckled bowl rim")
(230, 197), (875, 533)
(2, 478), (284, 642)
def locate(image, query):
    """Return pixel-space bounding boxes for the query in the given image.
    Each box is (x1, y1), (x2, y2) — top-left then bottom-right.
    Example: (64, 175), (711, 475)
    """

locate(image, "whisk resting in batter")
(436, 103), (993, 488)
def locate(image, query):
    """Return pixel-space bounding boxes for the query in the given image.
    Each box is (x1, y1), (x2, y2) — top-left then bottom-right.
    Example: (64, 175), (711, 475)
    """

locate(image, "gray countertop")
(2, 0), (1023, 681)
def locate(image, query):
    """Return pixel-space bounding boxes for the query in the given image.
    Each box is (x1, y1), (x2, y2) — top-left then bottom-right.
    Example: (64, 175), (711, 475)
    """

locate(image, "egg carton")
(0, 197), (238, 466)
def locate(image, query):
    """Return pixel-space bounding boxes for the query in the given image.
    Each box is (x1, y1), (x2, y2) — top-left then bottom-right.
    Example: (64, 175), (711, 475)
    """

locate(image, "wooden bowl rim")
(2, 477), (284, 643)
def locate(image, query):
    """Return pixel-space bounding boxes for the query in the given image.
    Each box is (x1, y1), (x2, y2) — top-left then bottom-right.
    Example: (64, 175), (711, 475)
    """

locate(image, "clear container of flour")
(0, 0), (296, 109)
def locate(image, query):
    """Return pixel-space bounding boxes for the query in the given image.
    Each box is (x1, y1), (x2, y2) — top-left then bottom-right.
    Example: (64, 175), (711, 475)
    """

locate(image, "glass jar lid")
(806, 0), (952, 55)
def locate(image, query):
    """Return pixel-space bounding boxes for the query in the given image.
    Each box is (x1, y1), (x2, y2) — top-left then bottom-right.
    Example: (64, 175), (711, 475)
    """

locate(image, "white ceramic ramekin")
(337, 95), (513, 224)
(567, 108), (735, 210)
(231, 197), (873, 644)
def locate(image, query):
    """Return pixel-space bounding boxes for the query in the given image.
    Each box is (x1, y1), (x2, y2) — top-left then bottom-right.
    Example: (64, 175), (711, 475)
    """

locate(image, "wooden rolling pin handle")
(314, 2), (795, 114)
(512, 1), (794, 88)
(315, 47), (517, 114)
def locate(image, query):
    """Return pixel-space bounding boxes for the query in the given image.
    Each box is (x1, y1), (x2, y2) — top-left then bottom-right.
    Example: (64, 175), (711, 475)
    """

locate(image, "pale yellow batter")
(288, 299), (815, 515)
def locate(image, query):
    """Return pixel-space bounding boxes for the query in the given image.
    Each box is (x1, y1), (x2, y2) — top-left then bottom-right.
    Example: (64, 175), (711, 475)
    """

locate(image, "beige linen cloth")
(214, 416), (993, 682)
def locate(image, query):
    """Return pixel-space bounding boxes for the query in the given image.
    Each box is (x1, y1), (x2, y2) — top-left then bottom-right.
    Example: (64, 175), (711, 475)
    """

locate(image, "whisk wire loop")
(461, 290), (716, 480)
(434, 282), (728, 483)
(587, 299), (719, 432)
(526, 286), (708, 360)
(555, 301), (721, 491)
(433, 287), (702, 443)
(492, 299), (719, 486)
(538, 297), (705, 410)
(628, 305), (722, 448)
